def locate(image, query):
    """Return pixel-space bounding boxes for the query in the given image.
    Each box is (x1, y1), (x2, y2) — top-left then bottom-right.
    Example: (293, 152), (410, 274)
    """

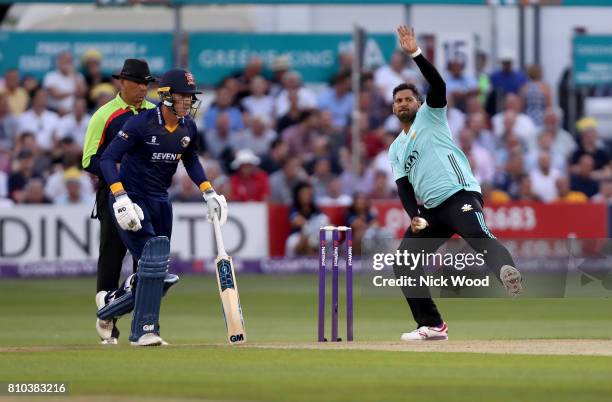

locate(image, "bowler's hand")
(397, 25), (419, 54)
(410, 216), (428, 233)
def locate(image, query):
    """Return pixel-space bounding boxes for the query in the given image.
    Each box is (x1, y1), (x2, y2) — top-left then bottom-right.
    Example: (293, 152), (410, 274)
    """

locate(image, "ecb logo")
(146, 135), (159, 146)
(230, 334), (245, 343)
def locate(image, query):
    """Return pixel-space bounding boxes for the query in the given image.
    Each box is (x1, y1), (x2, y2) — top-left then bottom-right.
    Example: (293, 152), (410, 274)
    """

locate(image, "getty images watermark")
(360, 237), (612, 298)
(372, 249), (490, 288)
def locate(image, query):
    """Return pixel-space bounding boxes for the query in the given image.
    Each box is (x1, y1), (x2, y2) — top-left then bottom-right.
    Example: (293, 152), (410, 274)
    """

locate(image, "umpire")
(82, 59), (156, 344)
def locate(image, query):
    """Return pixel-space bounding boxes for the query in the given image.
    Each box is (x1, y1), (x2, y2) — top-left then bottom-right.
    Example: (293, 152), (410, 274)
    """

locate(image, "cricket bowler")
(95, 68), (228, 346)
(388, 26), (522, 341)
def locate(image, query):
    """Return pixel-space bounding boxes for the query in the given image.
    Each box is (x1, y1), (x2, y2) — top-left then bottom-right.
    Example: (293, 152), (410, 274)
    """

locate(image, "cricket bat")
(212, 214), (246, 345)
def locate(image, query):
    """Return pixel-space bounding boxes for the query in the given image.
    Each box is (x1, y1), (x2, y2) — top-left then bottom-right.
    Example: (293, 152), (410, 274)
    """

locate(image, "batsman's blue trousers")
(110, 194), (173, 262)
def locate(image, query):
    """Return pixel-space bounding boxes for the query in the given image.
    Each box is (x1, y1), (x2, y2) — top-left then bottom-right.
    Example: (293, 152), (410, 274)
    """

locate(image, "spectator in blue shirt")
(490, 50), (527, 96)
(317, 71), (354, 129)
(203, 86), (244, 132)
(445, 58), (479, 112)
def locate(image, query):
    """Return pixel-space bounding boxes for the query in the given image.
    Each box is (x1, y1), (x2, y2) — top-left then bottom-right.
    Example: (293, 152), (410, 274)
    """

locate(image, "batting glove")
(113, 194), (144, 232)
(203, 189), (228, 226)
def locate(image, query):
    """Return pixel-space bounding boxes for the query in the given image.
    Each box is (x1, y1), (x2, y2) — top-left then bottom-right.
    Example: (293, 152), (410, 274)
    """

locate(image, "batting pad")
(97, 274), (179, 321)
(129, 236), (170, 342)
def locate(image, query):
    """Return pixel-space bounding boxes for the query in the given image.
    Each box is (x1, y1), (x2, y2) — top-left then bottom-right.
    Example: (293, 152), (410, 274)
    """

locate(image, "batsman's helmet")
(157, 68), (202, 117)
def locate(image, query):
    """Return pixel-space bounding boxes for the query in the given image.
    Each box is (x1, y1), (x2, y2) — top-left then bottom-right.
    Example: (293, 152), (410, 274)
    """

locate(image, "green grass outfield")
(1, 274), (611, 402)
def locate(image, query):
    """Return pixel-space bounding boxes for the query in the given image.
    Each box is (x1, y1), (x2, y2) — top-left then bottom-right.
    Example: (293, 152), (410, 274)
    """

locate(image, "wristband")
(199, 181), (212, 193)
(110, 182), (125, 197)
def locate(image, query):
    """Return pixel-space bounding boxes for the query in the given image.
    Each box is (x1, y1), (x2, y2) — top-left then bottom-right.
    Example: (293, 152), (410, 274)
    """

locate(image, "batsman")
(83, 58), (157, 345)
(389, 26), (523, 341)
(96, 68), (228, 346)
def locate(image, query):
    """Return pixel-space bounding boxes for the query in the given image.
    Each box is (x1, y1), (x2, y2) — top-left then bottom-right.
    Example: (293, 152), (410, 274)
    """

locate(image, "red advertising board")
(268, 202), (609, 256)
(268, 204), (349, 257)
(371, 201), (608, 239)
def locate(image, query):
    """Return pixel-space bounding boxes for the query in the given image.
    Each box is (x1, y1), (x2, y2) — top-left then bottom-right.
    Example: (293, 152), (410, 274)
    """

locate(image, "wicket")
(318, 225), (353, 342)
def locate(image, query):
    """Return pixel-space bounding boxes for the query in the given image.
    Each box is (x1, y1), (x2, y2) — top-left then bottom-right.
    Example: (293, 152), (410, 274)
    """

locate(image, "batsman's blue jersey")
(100, 105), (207, 201)
(388, 103), (480, 209)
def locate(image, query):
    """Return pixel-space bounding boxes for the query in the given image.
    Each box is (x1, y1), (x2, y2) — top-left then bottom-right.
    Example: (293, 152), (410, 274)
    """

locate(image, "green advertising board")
(2, 0), (612, 4)
(176, 0), (485, 3)
(573, 35), (612, 87)
(189, 32), (397, 86)
(0, 32), (173, 78)
(0, 0), (489, 4)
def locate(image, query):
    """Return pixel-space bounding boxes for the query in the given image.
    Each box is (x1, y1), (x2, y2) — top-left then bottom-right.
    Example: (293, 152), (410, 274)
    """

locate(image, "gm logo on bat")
(230, 334), (245, 343)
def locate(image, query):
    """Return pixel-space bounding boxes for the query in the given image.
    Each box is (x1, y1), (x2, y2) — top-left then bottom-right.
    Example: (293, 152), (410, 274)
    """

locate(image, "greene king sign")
(189, 32), (396, 85)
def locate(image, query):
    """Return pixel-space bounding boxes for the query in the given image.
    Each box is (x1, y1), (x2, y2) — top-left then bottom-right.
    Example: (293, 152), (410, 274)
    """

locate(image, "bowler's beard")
(396, 110), (416, 124)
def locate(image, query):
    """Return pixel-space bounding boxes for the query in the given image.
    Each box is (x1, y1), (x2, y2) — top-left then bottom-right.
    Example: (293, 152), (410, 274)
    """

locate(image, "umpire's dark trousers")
(393, 190), (516, 328)
(95, 186), (130, 292)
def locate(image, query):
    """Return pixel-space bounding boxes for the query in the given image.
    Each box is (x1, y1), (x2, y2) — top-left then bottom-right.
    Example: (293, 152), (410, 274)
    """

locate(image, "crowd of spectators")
(1, 48), (612, 252)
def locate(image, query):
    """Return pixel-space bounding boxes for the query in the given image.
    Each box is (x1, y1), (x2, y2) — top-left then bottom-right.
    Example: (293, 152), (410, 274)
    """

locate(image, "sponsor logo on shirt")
(152, 153), (182, 161)
(118, 130), (129, 141)
(180, 136), (190, 148)
(404, 150), (419, 174)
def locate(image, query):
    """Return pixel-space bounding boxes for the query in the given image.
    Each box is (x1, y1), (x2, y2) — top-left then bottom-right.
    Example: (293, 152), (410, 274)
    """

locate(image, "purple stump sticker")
(318, 229), (326, 342)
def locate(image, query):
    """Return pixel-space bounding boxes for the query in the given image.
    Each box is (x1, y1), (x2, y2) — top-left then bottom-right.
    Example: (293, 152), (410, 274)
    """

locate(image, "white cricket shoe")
(500, 265), (522, 297)
(401, 322), (448, 341)
(130, 333), (166, 347)
(100, 337), (118, 345)
(95, 291), (116, 343)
